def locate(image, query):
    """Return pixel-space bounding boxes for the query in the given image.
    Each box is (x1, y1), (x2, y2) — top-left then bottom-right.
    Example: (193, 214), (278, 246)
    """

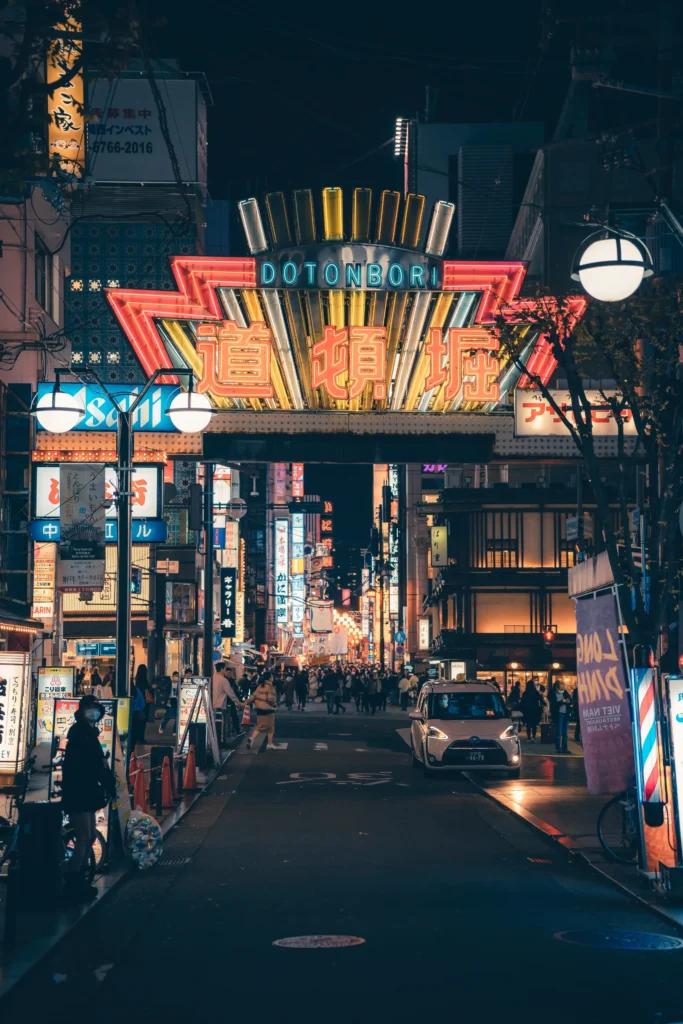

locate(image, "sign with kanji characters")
(0, 653), (31, 771)
(87, 78), (204, 184)
(220, 567), (237, 639)
(36, 666), (74, 744)
(58, 464), (106, 593)
(514, 389), (637, 437)
(47, 17), (84, 177)
(275, 518), (289, 625)
(32, 541), (56, 622)
(430, 526), (448, 568)
(292, 463), (304, 498)
(34, 465), (160, 520)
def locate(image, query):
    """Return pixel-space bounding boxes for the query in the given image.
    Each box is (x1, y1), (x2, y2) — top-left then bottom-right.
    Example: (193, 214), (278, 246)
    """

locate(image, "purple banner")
(575, 592), (635, 795)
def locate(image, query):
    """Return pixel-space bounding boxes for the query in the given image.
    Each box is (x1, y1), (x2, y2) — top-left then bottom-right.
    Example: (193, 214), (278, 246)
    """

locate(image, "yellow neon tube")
(322, 187), (344, 241)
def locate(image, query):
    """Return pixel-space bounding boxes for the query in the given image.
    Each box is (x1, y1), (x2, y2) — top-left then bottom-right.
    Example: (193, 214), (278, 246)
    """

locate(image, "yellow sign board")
(46, 18), (84, 176)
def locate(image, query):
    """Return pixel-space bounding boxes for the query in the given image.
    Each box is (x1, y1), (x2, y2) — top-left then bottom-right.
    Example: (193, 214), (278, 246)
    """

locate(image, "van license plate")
(467, 752), (485, 762)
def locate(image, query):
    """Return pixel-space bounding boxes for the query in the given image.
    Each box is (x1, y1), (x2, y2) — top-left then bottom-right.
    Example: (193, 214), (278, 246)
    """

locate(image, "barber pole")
(634, 667), (662, 803)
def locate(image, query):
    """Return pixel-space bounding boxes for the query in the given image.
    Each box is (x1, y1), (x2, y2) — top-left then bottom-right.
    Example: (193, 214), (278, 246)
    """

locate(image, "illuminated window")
(558, 539), (577, 569)
(486, 539), (518, 568)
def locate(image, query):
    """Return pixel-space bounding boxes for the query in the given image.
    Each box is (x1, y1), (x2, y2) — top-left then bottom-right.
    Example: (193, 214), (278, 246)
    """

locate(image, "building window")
(35, 234), (53, 317)
(486, 539), (518, 568)
(165, 582), (196, 624)
(558, 539), (577, 568)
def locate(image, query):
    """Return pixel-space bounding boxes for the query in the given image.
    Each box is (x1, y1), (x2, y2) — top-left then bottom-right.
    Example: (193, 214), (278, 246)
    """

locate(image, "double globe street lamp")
(33, 368), (213, 697)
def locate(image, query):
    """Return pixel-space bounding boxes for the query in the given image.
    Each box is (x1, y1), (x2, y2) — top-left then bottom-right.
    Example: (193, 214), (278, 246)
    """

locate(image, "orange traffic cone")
(183, 744), (198, 791)
(133, 766), (148, 813)
(161, 756), (174, 808)
(128, 751), (139, 785)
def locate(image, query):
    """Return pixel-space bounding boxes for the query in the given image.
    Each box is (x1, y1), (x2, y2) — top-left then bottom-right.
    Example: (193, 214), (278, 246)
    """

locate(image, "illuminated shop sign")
(35, 383), (181, 432)
(257, 245), (440, 291)
(34, 465), (160, 519)
(275, 518), (289, 625)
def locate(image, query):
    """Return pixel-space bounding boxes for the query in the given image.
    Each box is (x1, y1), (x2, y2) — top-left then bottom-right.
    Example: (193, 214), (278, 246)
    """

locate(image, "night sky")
(145, 0), (603, 200)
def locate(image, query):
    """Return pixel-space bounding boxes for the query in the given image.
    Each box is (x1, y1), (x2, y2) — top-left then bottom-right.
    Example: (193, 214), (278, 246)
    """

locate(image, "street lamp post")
(33, 369), (213, 697)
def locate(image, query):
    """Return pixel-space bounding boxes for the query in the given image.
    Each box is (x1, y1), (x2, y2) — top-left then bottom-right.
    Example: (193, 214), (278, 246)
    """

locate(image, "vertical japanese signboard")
(47, 18), (84, 177)
(575, 594), (635, 795)
(292, 463), (304, 497)
(275, 518), (289, 625)
(0, 653), (31, 772)
(37, 666), (74, 744)
(32, 541), (56, 622)
(291, 512), (305, 635)
(58, 464), (106, 592)
(220, 567), (237, 639)
(419, 618), (430, 650)
(430, 526), (448, 568)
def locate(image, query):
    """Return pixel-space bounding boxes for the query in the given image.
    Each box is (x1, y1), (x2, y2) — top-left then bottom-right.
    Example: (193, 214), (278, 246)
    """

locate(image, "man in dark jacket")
(61, 695), (115, 902)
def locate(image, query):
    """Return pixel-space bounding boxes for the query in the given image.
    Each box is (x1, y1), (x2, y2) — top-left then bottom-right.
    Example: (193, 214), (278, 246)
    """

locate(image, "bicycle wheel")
(598, 794), (639, 864)
(0, 817), (18, 870)
(63, 828), (108, 883)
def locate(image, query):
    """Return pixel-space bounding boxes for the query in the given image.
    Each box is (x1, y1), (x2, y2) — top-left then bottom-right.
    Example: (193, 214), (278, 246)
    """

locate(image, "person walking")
(324, 670), (338, 714)
(246, 673), (278, 749)
(61, 695), (115, 902)
(552, 682), (571, 753)
(571, 686), (581, 743)
(131, 679), (147, 748)
(398, 673), (412, 712)
(334, 677), (347, 714)
(367, 673), (381, 714)
(295, 670), (309, 711)
(308, 668), (319, 701)
(352, 673), (364, 712)
(284, 671), (296, 710)
(212, 662), (243, 737)
(520, 679), (543, 742)
(93, 673), (113, 700)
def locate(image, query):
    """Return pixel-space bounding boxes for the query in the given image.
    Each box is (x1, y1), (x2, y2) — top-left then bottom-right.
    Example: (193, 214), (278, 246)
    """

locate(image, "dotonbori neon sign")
(258, 245), (440, 290)
(104, 186), (588, 414)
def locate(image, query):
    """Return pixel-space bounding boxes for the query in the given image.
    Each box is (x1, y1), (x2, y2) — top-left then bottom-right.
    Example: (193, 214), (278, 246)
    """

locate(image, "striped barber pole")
(634, 667), (662, 803)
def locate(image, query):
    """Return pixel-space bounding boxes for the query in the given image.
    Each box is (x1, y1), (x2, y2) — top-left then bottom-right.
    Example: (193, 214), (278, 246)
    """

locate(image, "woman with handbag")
(61, 695), (115, 903)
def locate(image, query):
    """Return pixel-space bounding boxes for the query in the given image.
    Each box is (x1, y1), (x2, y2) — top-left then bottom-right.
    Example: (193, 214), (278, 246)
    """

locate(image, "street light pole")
(202, 463), (215, 679)
(115, 409), (133, 698)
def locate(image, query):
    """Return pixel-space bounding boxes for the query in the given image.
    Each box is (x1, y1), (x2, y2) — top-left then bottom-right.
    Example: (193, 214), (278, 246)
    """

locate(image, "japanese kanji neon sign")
(191, 319), (500, 403)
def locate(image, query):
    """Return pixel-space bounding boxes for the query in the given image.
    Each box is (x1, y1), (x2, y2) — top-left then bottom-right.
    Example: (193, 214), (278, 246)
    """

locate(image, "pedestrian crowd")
(505, 676), (580, 753)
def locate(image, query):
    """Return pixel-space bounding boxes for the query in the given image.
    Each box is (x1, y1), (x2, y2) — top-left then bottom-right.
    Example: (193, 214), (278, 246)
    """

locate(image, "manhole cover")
(555, 930), (683, 951)
(273, 935), (365, 949)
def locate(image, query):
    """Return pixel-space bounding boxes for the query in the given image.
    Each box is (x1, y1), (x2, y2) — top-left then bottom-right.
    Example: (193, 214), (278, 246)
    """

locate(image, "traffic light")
(542, 626), (556, 648)
(130, 567), (143, 594)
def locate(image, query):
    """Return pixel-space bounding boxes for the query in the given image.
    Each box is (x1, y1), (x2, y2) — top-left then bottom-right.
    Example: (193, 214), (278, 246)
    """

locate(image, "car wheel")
(411, 746), (421, 769)
(508, 767), (521, 779)
(422, 753), (434, 778)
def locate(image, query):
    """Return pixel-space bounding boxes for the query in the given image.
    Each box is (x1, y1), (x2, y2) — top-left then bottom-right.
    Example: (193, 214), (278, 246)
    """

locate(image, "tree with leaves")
(495, 282), (683, 657)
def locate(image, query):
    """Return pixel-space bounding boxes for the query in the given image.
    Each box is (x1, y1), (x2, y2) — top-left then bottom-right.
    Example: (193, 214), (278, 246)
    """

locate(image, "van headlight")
(428, 726), (449, 740)
(499, 725), (517, 740)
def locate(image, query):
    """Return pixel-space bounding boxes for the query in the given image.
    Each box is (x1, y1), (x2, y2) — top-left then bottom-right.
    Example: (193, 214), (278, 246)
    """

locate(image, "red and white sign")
(515, 389), (637, 437)
(35, 465), (159, 519)
(292, 463), (304, 498)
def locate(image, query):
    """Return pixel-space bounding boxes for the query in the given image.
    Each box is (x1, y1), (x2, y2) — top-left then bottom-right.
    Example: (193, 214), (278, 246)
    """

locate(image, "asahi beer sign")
(35, 383), (182, 431)
(58, 464), (106, 593)
(515, 389), (638, 437)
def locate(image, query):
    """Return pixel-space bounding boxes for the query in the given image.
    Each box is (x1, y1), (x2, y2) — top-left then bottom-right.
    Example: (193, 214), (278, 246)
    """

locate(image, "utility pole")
(202, 464), (215, 679)
(115, 409), (133, 698)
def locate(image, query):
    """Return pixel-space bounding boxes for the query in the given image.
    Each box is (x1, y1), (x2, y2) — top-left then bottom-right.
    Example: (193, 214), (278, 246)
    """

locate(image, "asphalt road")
(4, 709), (683, 1024)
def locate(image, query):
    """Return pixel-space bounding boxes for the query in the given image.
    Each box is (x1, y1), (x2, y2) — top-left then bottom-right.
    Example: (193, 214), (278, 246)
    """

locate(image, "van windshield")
(429, 692), (506, 720)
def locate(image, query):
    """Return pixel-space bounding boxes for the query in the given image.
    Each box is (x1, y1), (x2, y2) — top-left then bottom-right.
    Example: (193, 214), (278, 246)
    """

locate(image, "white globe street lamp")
(33, 388), (85, 433)
(167, 389), (213, 433)
(571, 230), (653, 302)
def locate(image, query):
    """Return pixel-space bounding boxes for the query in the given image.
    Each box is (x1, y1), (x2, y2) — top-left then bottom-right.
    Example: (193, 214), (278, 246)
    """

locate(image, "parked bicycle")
(0, 757), (36, 871)
(597, 790), (639, 864)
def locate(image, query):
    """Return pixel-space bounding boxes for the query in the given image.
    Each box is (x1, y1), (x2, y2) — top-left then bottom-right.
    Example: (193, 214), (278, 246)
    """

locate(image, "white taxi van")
(410, 680), (521, 777)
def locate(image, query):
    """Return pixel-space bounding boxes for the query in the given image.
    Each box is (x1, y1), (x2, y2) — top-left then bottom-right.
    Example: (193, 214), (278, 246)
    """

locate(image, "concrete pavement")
(2, 708), (683, 1023)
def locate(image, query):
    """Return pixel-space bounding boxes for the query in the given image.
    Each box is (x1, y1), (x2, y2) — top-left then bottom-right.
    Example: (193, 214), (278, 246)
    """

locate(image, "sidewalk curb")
(468, 776), (683, 934)
(0, 745), (238, 1004)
